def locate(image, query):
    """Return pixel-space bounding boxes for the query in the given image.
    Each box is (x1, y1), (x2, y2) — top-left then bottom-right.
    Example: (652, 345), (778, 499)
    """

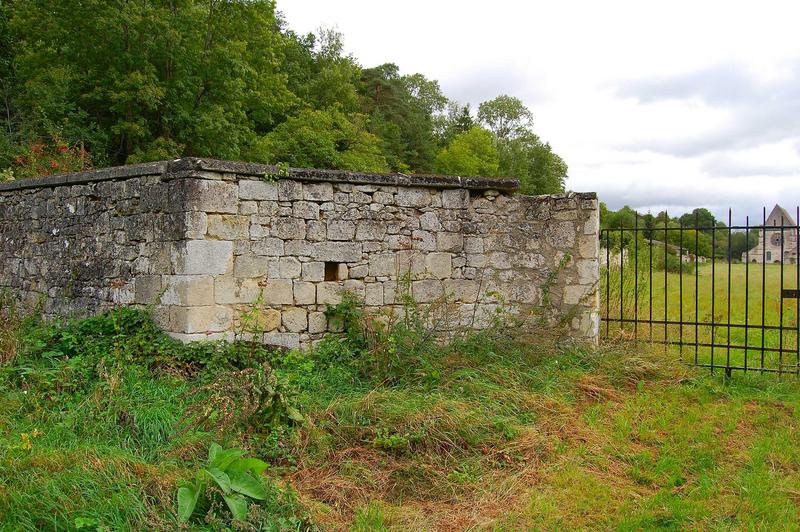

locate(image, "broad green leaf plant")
(177, 443), (270, 522)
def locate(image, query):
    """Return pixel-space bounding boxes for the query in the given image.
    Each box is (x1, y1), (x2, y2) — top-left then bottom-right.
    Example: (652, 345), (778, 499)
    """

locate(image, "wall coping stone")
(0, 157), (528, 193)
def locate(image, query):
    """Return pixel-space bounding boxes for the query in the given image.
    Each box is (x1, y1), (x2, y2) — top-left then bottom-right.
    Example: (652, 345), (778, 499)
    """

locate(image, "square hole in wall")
(325, 262), (342, 281)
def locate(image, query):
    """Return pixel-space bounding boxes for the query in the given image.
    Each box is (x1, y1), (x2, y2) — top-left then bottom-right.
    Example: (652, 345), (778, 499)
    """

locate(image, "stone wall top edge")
(0, 157), (521, 193)
(179, 157), (520, 191)
(0, 160), (168, 192)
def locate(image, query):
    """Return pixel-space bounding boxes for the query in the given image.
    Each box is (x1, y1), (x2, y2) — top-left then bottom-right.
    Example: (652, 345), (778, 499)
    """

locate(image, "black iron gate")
(600, 207), (800, 375)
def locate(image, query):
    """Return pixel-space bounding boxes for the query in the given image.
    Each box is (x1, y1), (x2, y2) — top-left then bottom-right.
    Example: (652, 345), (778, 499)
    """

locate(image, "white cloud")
(278, 0), (800, 224)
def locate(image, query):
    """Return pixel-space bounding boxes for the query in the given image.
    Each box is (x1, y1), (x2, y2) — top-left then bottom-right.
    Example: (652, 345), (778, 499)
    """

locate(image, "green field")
(603, 262), (800, 373)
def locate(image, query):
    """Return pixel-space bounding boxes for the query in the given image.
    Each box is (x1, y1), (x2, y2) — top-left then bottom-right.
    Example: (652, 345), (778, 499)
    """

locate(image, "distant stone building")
(743, 204), (798, 264)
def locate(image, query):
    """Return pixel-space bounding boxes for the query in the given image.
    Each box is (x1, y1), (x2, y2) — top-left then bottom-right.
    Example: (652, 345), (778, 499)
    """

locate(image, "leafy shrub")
(177, 443), (270, 522)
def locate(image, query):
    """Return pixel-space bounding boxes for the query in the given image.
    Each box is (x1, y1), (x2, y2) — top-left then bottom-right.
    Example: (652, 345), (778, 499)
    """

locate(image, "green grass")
(2, 304), (800, 529)
(604, 262), (800, 372)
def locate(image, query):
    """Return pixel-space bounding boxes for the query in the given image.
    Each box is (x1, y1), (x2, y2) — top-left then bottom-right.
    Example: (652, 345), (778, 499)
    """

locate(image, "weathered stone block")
(240, 180), (278, 200)
(251, 237), (284, 257)
(308, 311), (327, 333)
(207, 214), (249, 240)
(302, 261), (325, 282)
(176, 240), (233, 275)
(293, 281), (316, 304)
(304, 182), (333, 202)
(134, 275), (163, 305)
(293, 201), (320, 220)
(425, 252), (452, 279)
(396, 187), (431, 207)
(365, 283), (383, 306)
(317, 282), (343, 305)
(272, 218), (306, 240)
(282, 307), (307, 332)
(263, 331), (300, 349)
(279, 257), (302, 278)
(261, 279), (294, 305)
(171, 305), (233, 333)
(278, 180), (303, 201)
(327, 220), (355, 241)
(161, 275), (214, 306)
(369, 253), (396, 277)
(186, 180), (239, 213)
(443, 279), (479, 303)
(313, 242), (362, 263)
(412, 280), (444, 303)
(214, 276), (261, 304)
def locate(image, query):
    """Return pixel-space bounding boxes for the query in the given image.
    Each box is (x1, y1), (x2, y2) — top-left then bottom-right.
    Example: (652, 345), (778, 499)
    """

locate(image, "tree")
(249, 108), (388, 172)
(433, 127), (499, 176)
(497, 133), (567, 194)
(477, 95), (533, 140)
(679, 208), (717, 232)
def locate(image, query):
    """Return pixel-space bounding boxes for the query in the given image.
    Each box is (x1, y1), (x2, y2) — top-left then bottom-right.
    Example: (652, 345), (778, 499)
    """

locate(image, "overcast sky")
(279, 0), (800, 225)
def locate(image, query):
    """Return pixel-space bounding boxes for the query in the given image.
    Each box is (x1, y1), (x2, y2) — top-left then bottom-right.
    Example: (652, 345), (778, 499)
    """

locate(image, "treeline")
(0, 0), (566, 194)
(601, 205), (758, 261)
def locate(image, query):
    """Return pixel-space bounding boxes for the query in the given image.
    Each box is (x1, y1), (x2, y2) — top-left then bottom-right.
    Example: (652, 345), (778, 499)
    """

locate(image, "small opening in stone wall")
(325, 262), (343, 281)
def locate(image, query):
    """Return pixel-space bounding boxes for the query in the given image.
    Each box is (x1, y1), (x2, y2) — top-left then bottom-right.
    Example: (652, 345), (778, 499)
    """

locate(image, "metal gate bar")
(600, 207), (800, 375)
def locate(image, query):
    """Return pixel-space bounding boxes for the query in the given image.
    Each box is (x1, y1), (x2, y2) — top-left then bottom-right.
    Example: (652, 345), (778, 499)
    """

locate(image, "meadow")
(2, 295), (800, 530)
(603, 261), (800, 374)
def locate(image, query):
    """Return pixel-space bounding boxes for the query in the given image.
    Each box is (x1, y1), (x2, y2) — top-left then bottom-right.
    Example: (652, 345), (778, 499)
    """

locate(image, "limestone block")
(168, 331), (234, 343)
(171, 305), (233, 333)
(442, 188), (469, 209)
(207, 214), (249, 240)
(293, 281), (316, 304)
(365, 283), (383, 306)
(176, 240), (233, 275)
(240, 180), (278, 200)
(279, 257), (302, 278)
(577, 258), (599, 285)
(419, 212), (442, 231)
(282, 307), (308, 332)
(563, 285), (589, 305)
(304, 182), (334, 201)
(272, 218), (306, 240)
(487, 252), (512, 269)
(248, 308), (281, 332)
(306, 221), (326, 241)
(186, 180), (239, 213)
(577, 233), (599, 259)
(278, 180), (303, 201)
(396, 250), (425, 277)
(263, 331), (300, 349)
(369, 253), (396, 277)
(302, 262), (325, 282)
(160, 275), (214, 306)
(425, 252), (452, 279)
(349, 264), (368, 278)
(343, 279), (366, 298)
(293, 201), (320, 220)
(337, 263), (349, 280)
(443, 279), (479, 303)
(356, 221), (386, 241)
(134, 275), (162, 305)
(412, 280), (444, 303)
(284, 240), (313, 256)
(234, 254), (275, 278)
(388, 234), (412, 250)
(412, 230), (436, 251)
(545, 221), (576, 247)
(184, 212), (208, 239)
(464, 237), (484, 253)
(437, 233), (463, 252)
(215, 276), (262, 304)
(239, 201), (258, 215)
(308, 311), (327, 333)
(313, 242), (362, 263)
(261, 279), (294, 305)
(466, 254), (487, 268)
(327, 220), (356, 241)
(317, 282), (344, 305)
(396, 187), (431, 208)
(373, 191), (394, 205)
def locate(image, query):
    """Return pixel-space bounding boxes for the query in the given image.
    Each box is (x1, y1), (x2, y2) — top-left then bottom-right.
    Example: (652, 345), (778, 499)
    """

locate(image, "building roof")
(765, 204), (796, 226)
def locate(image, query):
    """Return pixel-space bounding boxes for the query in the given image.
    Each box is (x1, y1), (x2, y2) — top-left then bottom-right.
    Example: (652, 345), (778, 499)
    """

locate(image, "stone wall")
(0, 158), (599, 348)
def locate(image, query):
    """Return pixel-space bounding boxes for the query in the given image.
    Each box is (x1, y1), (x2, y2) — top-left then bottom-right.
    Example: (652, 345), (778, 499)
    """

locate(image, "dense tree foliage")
(601, 203), (759, 260)
(0, 0), (567, 194)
